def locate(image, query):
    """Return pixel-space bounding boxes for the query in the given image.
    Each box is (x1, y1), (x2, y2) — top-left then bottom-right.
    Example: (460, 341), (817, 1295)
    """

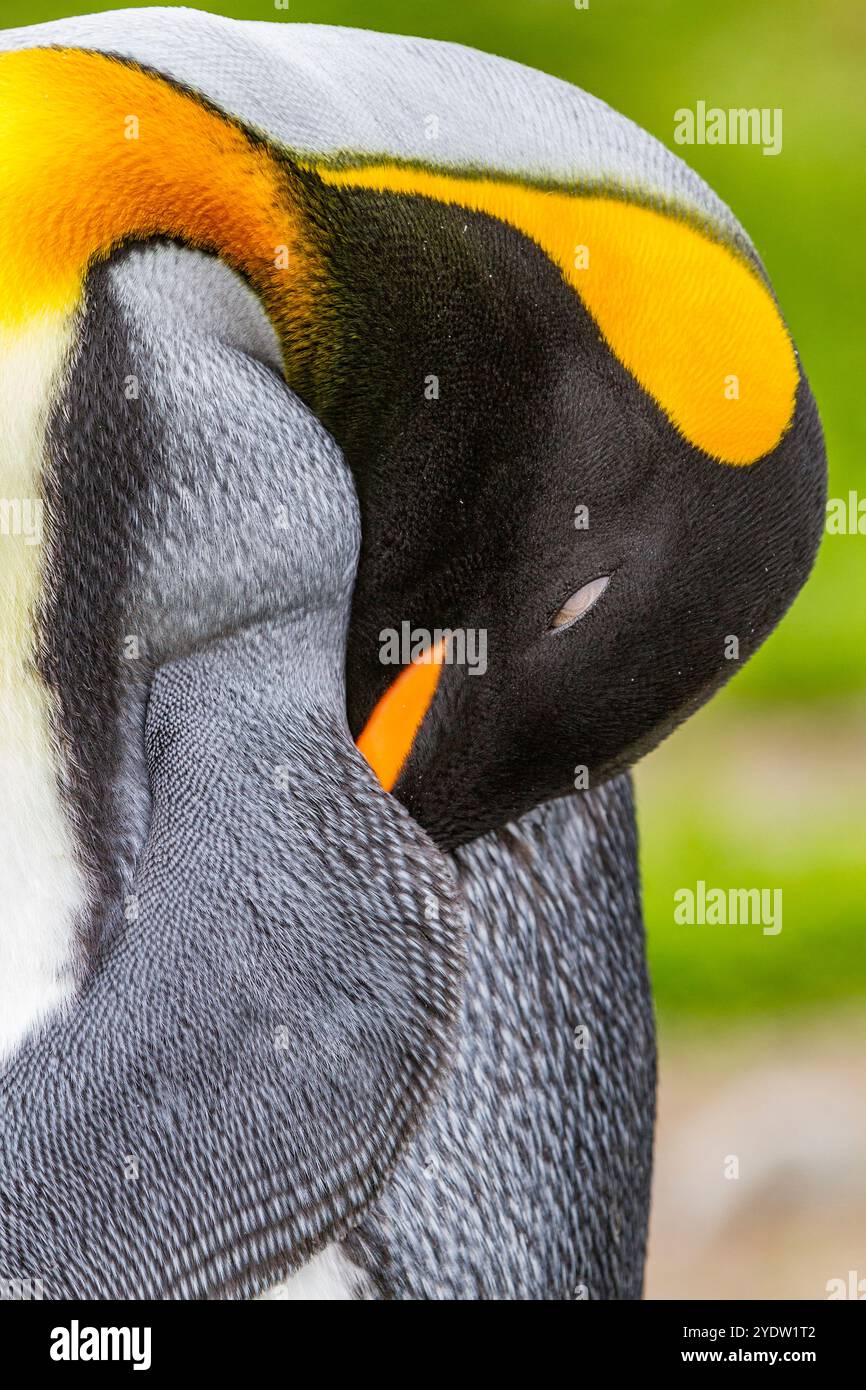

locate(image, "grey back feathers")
(347, 778), (653, 1300)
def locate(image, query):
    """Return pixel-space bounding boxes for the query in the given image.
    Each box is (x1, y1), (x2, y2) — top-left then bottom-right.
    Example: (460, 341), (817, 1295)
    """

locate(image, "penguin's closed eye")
(548, 575), (611, 632)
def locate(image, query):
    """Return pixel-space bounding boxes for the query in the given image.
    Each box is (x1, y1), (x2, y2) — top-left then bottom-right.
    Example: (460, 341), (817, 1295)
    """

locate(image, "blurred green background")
(4, 0), (863, 1295)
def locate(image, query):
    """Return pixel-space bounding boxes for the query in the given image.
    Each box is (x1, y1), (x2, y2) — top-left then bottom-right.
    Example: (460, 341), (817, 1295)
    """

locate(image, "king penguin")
(0, 10), (825, 1299)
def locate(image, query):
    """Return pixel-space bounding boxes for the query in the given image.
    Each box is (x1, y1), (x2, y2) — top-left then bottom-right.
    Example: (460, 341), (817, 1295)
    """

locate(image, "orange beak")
(356, 640), (446, 791)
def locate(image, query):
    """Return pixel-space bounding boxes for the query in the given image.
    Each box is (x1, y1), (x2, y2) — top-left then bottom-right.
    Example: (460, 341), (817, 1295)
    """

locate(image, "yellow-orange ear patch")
(315, 164), (798, 465)
(0, 47), (311, 328)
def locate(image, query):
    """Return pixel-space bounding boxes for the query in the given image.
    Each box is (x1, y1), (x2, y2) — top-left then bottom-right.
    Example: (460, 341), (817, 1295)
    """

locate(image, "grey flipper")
(0, 253), (465, 1299)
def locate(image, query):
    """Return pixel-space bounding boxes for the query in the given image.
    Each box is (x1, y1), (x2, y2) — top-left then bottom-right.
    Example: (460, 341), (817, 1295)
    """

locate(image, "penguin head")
(299, 171), (827, 850)
(0, 39), (826, 872)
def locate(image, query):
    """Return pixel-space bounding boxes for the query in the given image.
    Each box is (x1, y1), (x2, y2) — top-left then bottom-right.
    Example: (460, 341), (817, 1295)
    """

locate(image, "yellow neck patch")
(0, 46), (796, 464)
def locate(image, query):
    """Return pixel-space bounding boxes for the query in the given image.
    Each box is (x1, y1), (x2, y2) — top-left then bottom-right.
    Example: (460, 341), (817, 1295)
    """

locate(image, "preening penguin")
(0, 10), (825, 1299)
